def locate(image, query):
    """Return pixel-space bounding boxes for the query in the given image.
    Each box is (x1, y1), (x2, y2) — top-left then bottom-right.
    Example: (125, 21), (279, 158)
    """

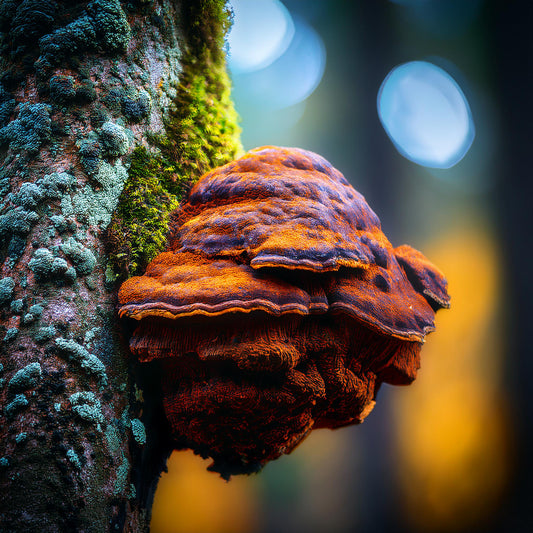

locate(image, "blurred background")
(151, 1), (531, 531)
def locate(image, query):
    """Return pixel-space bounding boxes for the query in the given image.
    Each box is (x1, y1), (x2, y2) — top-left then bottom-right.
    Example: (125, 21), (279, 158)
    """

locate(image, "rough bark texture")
(0, 1), (240, 531)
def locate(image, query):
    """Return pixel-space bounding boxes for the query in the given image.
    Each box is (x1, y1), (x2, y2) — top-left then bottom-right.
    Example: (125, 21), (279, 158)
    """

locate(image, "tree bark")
(0, 1), (240, 531)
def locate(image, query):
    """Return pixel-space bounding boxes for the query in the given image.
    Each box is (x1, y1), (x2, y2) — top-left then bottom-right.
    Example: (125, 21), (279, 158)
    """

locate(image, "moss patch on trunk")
(107, 0), (242, 281)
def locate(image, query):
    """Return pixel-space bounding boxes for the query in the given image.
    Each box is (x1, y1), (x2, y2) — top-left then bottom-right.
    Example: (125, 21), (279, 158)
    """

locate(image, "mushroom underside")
(127, 312), (421, 474)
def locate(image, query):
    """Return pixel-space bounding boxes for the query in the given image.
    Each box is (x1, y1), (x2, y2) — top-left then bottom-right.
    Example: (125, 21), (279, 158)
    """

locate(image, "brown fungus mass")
(118, 146), (450, 478)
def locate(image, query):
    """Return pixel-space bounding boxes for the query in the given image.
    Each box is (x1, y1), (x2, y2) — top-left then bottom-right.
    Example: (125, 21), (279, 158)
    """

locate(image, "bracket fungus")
(118, 146), (450, 477)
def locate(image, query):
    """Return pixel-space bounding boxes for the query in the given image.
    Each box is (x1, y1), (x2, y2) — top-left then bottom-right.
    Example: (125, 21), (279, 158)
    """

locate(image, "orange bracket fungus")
(118, 146), (450, 478)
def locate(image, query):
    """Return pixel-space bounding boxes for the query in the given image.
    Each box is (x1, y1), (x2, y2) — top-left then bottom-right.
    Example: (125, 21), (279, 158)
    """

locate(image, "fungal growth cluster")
(118, 146), (450, 477)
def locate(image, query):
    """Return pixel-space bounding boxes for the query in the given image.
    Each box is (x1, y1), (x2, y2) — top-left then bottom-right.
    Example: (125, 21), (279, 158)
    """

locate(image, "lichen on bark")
(0, 1), (241, 531)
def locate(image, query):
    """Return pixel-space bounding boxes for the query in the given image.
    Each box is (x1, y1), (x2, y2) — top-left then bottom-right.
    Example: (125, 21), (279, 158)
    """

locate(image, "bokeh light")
(227, 0), (294, 73)
(377, 61), (475, 168)
(392, 225), (512, 532)
(151, 451), (260, 533)
(231, 16), (325, 111)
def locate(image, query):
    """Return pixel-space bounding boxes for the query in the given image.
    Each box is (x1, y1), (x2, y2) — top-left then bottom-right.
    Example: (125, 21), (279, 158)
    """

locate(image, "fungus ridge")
(170, 146), (386, 272)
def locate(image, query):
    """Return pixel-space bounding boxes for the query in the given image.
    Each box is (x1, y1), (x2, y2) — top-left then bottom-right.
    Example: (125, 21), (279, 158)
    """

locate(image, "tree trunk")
(0, 1), (241, 531)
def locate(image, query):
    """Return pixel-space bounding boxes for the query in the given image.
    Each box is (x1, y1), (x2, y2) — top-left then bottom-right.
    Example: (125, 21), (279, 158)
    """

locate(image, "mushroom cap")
(169, 146), (385, 272)
(394, 244), (451, 310)
(119, 146), (449, 341)
(118, 251), (328, 321)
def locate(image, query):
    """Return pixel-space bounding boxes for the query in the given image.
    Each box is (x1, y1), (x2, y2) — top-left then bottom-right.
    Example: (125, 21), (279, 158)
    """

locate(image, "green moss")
(108, 0), (242, 280)
(106, 147), (182, 278)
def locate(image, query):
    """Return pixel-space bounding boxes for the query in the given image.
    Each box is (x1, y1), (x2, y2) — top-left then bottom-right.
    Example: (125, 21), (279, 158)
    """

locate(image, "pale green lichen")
(29, 304), (43, 317)
(8, 362), (42, 392)
(0, 103), (51, 154)
(51, 257), (69, 276)
(14, 182), (43, 209)
(15, 432), (27, 443)
(49, 75), (76, 103)
(84, 327), (101, 347)
(61, 161), (128, 228)
(122, 89), (151, 123)
(29, 246), (78, 283)
(28, 248), (55, 281)
(78, 136), (102, 175)
(49, 215), (70, 233)
(0, 207), (39, 237)
(114, 456), (130, 496)
(105, 423), (122, 455)
(22, 312), (36, 324)
(35, 325), (56, 344)
(38, 0), (131, 65)
(5, 393), (28, 418)
(0, 276), (15, 305)
(55, 338), (107, 384)
(99, 121), (129, 157)
(10, 299), (24, 314)
(66, 448), (81, 469)
(60, 238), (96, 276)
(38, 172), (76, 200)
(130, 418), (146, 446)
(69, 391), (104, 429)
(3, 328), (18, 342)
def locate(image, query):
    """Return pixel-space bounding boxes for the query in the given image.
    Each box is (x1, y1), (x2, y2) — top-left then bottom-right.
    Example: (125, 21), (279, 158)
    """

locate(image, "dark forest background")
(151, 1), (532, 532)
